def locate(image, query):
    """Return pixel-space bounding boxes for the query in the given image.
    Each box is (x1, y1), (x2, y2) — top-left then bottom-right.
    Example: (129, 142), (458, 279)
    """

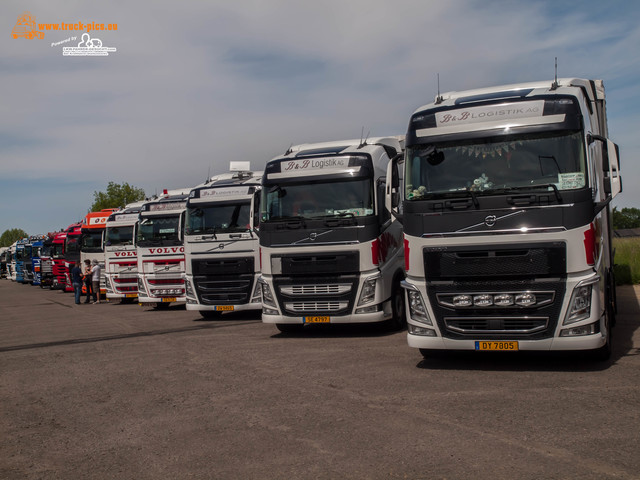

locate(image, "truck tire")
(387, 278), (406, 331)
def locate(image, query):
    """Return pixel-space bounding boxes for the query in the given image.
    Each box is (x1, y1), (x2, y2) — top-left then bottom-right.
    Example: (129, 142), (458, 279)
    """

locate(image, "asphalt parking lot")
(1, 280), (639, 479)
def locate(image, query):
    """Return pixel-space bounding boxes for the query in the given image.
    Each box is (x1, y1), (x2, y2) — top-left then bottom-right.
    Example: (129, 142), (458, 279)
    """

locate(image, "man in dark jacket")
(71, 263), (83, 305)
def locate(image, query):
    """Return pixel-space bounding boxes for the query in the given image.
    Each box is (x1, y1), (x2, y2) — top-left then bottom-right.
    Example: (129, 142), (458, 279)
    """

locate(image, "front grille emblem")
(484, 215), (497, 227)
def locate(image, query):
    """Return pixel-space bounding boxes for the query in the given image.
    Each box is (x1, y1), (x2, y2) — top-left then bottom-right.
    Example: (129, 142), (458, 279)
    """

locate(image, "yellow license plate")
(125, 294), (137, 298)
(304, 316), (330, 324)
(216, 305), (234, 311)
(162, 297), (177, 303)
(475, 341), (519, 351)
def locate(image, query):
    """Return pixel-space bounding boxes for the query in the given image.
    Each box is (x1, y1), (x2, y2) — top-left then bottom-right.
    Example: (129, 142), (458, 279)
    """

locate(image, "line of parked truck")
(1, 78), (623, 360)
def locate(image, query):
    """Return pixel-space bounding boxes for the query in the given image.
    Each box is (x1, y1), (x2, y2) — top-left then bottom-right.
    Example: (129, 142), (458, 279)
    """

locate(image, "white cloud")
(1, 0), (640, 234)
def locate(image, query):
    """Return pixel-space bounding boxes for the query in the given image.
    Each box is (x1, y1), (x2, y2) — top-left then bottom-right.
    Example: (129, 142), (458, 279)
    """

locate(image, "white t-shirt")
(91, 264), (101, 282)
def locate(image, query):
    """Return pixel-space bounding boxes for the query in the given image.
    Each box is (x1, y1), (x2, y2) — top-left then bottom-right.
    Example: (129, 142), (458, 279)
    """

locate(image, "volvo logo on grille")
(484, 215), (497, 227)
(218, 243), (225, 250)
(309, 233), (317, 241)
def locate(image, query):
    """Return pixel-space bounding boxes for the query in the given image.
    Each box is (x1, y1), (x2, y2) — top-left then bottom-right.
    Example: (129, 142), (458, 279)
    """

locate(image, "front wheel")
(387, 280), (406, 331)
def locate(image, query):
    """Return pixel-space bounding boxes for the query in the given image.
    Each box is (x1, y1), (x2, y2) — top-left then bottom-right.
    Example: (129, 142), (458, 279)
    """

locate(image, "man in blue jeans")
(70, 263), (83, 305)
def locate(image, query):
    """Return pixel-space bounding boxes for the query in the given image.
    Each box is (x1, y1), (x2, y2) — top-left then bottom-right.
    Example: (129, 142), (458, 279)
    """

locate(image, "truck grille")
(284, 301), (348, 312)
(424, 242), (566, 279)
(423, 243), (566, 340)
(274, 275), (357, 316)
(280, 284), (351, 295)
(193, 274), (255, 305)
(192, 257), (255, 305)
(426, 278), (565, 340)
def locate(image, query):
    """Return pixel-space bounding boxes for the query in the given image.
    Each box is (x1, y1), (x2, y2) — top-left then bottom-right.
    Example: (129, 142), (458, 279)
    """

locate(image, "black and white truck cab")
(399, 79), (621, 359)
(184, 164), (263, 318)
(259, 137), (406, 333)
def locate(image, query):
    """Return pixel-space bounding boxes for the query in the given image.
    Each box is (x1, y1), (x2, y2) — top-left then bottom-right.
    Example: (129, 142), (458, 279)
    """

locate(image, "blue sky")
(2, 0), (640, 235)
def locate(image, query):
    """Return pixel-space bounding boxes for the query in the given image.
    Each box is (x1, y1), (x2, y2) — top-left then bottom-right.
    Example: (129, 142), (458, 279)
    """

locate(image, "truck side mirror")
(604, 139), (622, 198)
(386, 153), (404, 223)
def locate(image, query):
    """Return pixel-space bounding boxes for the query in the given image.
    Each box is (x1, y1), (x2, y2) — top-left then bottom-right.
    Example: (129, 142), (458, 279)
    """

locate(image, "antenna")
(284, 144), (293, 155)
(206, 165), (211, 183)
(435, 73), (444, 104)
(358, 128), (370, 149)
(551, 57), (559, 90)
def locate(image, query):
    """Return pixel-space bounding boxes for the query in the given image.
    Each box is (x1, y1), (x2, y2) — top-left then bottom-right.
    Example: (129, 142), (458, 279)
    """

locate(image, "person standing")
(71, 263), (83, 305)
(83, 259), (93, 304)
(91, 259), (101, 304)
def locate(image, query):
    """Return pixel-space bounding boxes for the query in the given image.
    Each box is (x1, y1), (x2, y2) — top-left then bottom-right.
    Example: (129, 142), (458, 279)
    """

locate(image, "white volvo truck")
(184, 164), (263, 318)
(136, 189), (191, 308)
(399, 78), (621, 360)
(259, 137), (406, 333)
(104, 202), (145, 303)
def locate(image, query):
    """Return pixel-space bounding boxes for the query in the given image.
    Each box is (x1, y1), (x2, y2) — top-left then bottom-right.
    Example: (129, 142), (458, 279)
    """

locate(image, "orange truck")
(80, 209), (118, 296)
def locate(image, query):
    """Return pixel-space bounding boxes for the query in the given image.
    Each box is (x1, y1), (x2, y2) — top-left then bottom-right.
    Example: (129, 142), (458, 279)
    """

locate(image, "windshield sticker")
(200, 187), (251, 198)
(435, 100), (545, 128)
(149, 201), (187, 212)
(558, 172), (585, 190)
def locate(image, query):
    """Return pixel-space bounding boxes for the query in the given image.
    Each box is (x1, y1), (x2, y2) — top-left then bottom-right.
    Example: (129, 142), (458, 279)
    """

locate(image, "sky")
(1, 0), (640, 235)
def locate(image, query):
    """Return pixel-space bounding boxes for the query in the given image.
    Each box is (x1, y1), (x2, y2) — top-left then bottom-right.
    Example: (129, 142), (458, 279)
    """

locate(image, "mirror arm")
(594, 195), (612, 216)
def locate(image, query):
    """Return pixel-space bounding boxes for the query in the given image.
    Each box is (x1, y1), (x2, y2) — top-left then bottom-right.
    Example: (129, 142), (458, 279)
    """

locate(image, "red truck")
(51, 223), (82, 292)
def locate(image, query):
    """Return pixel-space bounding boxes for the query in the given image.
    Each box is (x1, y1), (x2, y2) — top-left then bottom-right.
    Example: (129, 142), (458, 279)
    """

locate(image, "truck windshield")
(65, 236), (81, 255)
(81, 231), (103, 252)
(137, 215), (181, 246)
(405, 130), (586, 200)
(52, 244), (64, 257)
(186, 202), (251, 235)
(105, 226), (134, 246)
(261, 178), (374, 221)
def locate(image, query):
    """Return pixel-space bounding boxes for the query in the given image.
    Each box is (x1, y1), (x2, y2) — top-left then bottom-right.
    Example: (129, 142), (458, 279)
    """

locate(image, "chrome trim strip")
(422, 226), (566, 238)
(444, 316), (549, 334)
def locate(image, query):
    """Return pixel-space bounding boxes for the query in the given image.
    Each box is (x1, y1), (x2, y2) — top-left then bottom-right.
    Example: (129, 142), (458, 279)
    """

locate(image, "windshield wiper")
(493, 184), (563, 203)
(269, 215), (305, 222)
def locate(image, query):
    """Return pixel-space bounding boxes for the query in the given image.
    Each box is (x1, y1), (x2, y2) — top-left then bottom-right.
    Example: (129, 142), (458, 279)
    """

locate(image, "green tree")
(0, 228), (29, 247)
(612, 207), (640, 230)
(90, 182), (146, 212)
